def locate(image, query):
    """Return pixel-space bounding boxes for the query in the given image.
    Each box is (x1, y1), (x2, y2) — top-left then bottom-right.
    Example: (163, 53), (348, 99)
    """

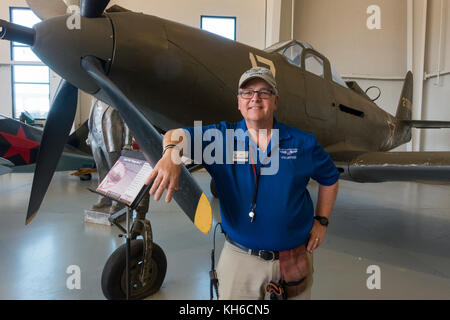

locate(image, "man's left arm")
(307, 134), (340, 253)
(307, 181), (338, 253)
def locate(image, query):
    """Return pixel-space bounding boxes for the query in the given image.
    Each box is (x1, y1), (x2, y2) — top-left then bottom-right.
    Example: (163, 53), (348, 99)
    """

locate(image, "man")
(146, 67), (339, 300)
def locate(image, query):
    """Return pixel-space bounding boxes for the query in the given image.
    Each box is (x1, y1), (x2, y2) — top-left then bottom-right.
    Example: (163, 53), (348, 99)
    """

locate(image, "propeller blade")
(81, 56), (213, 234)
(26, 0), (68, 21)
(81, 0), (110, 18)
(0, 20), (35, 46)
(26, 80), (78, 224)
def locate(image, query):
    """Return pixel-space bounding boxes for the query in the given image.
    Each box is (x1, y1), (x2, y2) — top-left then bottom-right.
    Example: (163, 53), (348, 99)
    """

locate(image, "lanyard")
(248, 145), (273, 223)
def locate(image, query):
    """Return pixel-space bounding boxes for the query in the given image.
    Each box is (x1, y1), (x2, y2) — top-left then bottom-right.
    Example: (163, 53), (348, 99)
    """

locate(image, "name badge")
(233, 151), (248, 163)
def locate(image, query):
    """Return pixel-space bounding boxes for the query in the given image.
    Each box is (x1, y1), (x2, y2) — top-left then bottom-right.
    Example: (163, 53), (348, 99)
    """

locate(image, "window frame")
(279, 42), (304, 68)
(301, 48), (332, 81)
(200, 15), (237, 41)
(304, 52), (325, 79)
(10, 6), (50, 120)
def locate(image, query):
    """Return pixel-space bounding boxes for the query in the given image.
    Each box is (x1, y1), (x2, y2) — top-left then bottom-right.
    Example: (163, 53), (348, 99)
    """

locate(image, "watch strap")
(314, 216), (329, 226)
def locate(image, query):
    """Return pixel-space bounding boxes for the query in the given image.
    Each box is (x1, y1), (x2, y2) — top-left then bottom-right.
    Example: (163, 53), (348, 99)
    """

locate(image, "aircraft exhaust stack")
(0, 20), (35, 46)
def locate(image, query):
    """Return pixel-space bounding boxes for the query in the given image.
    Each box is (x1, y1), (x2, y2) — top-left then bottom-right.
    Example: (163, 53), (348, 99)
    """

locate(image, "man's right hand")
(145, 148), (182, 203)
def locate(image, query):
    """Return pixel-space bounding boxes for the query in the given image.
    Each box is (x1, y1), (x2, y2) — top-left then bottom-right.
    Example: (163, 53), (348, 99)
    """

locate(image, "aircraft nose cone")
(32, 15), (114, 94)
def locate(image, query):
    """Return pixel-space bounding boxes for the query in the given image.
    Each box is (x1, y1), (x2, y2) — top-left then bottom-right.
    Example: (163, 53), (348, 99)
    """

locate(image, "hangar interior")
(0, 0), (449, 299)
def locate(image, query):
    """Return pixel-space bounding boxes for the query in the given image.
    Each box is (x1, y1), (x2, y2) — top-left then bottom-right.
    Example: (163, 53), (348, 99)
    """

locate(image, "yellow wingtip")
(194, 193), (213, 234)
(25, 211), (38, 225)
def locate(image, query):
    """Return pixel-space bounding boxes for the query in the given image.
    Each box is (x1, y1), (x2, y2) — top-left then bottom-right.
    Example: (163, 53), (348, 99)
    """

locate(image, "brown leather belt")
(226, 235), (279, 261)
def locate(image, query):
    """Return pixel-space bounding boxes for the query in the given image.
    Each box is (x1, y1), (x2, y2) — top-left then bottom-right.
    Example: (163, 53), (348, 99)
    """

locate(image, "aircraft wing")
(0, 165), (12, 175)
(0, 157), (13, 175)
(0, 157), (14, 167)
(56, 146), (95, 171)
(330, 151), (450, 183)
(9, 148), (94, 174)
(401, 120), (450, 129)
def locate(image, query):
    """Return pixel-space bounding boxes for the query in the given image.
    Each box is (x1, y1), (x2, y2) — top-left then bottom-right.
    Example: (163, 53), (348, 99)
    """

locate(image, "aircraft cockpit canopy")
(265, 40), (348, 88)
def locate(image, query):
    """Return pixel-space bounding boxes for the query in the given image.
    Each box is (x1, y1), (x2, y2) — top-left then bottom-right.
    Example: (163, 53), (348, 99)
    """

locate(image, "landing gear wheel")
(79, 173), (92, 181)
(101, 239), (167, 300)
(210, 179), (218, 198)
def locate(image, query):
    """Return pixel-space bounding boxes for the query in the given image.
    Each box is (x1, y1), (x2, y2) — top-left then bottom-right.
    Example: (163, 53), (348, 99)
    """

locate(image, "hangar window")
(201, 16), (236, 41)
(10, 7), (50, 120)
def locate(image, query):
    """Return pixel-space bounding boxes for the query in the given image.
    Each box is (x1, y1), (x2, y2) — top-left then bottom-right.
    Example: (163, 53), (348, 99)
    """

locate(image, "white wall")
(293, 0), (407, 77)
(110, 0), (266, 49)
(422, 0), (450, 151)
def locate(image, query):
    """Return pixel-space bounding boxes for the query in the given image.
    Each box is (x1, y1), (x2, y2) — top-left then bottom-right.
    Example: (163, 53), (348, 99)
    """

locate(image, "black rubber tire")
(79, 173), (92, 181)
(101, 239), (167, 300)
(210, 179), (218, 198)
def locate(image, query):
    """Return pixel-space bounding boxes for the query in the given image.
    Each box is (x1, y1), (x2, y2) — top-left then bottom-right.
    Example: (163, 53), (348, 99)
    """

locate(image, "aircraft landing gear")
(79, 173), (92, 181)
(70, 168), (96, 181)
(101, 238), (167, 300)
(101, 208), (167, 300)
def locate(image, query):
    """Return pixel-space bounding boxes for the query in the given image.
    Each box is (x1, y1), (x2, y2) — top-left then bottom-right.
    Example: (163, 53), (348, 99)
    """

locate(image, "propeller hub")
(32, 15), (113, 94)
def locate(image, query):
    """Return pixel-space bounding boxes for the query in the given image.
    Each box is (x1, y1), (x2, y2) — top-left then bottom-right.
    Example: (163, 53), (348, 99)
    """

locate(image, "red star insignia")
(0, 125), (40, 164)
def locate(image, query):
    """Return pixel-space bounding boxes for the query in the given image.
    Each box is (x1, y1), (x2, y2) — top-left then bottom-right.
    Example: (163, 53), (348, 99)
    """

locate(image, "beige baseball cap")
(238, 67), (278, 94)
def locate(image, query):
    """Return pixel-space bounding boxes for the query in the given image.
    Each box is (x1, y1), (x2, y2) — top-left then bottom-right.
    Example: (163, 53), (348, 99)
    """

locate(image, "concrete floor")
(0, 170), (449, 300)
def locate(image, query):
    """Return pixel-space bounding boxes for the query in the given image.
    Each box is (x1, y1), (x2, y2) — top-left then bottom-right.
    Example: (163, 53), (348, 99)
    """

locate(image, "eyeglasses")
(239, 89), (274, 99)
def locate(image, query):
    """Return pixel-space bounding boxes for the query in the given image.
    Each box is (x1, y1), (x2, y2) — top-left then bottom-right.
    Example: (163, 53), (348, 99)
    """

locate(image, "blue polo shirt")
(184, 118), (339, 251)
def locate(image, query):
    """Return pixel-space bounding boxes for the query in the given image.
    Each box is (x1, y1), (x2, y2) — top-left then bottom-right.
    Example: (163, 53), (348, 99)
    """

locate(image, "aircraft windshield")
(264, 40), (293, 53)
(280, 43), (303, 67)
(274, 41), (348, 88)
(330, 67), (348, 88)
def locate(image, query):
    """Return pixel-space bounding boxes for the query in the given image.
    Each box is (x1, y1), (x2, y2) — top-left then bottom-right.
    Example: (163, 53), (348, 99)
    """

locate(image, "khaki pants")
(216, 241), (314, 300)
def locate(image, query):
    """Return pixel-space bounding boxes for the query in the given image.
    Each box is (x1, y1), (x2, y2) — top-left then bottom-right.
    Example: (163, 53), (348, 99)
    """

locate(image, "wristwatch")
(162, 144), (181, 156)
(314, 216), (329, 227)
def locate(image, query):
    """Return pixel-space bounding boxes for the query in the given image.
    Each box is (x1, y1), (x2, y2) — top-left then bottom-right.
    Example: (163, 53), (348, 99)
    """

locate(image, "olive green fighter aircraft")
(1, 0), (450, 299)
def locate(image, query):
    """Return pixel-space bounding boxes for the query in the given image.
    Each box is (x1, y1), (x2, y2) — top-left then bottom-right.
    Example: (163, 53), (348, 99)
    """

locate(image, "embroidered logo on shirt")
(280, 148), (299, 159)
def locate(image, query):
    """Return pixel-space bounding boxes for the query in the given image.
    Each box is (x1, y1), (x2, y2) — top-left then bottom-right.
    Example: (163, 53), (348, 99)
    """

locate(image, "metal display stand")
(109, 208), (128, 233)
(123, 207), (133, 300)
